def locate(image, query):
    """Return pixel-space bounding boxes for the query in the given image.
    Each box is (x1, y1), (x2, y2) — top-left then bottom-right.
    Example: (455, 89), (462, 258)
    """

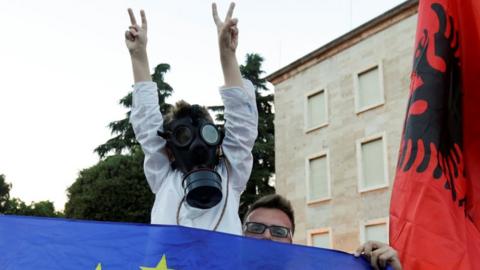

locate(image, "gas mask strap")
(175, 196), (186, 226)
(175, 156), (230, 231)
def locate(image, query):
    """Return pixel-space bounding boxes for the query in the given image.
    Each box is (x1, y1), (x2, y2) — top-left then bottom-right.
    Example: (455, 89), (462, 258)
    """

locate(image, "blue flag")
(0, 215), (376, 269)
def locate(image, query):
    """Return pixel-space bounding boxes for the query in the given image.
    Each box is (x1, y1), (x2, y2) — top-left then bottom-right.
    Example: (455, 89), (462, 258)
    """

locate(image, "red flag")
(389, 0), (480, 269)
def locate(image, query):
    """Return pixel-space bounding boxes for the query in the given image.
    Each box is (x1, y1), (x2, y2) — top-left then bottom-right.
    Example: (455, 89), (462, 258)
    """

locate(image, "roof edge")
(266, 0), (419, 85)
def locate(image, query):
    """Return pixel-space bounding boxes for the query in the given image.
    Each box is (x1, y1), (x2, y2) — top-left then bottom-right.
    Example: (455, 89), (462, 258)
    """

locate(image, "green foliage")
(95, 64), (174, 158)
(65, 149), (153, 222)
(28, 201), (59, 217)
(65, 64), (173, 222)
(0, 174), (61, 217)
(211, 53), (276, 220)
(6, 199), (61, 217)
(0, 174), (11, 212)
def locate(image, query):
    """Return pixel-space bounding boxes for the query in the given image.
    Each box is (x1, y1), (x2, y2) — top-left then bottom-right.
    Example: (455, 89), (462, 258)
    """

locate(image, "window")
(305, 89), (328, 132)
(308, 228), (332, 248)
(306, 152), (331, 203)
(354, 64), (384, 113)
(356, 133), (389, 192)
(361, 218), (389, 244)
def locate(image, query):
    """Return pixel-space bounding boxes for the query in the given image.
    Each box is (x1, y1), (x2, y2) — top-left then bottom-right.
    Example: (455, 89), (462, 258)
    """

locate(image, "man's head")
(243, 194), (295, 244)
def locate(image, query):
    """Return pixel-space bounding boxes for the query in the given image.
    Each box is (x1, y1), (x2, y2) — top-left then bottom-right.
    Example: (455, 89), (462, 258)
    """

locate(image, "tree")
(65, 64), (173, 222)
(0, 174), (11, 212)
(94, 64), (174, 158)
(6, 199), (60, 217)
(64, 149), (152, 222)
(27, 201), (58, 217)
(211, 53), (275, 219)
(0, 174), (61, 217)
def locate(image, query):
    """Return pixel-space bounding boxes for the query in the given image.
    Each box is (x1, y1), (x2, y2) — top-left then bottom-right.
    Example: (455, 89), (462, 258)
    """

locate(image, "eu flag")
(0, 215), (376, 269)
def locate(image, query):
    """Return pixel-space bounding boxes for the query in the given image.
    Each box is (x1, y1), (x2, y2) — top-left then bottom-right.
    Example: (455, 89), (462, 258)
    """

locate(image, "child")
(126, 3), (258, 235)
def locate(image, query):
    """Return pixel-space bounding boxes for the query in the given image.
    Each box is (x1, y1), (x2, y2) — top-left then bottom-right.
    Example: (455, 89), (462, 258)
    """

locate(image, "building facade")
(266, 0), (418, 252)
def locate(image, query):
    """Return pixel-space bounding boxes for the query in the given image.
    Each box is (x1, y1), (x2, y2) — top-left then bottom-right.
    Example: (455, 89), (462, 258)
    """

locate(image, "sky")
(0, 0), (407, 210)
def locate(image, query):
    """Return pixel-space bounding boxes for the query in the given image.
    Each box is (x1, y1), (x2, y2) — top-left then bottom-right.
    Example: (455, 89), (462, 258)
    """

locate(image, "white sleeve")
(220, 79), (259, 193)
(130, 81), (172, 193)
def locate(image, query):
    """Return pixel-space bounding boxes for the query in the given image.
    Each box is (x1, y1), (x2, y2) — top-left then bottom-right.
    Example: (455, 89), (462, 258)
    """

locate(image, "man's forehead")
(246, 207), (292, 228)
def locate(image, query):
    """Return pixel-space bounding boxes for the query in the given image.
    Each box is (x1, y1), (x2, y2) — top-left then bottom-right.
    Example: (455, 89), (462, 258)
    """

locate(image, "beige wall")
(273, 14), (417, 251)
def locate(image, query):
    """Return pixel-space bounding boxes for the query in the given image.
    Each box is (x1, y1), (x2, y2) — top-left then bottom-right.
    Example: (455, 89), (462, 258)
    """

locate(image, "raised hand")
(354, 241), (402, 270)
(212, 2), (238, 55)
(125, 9), (148, 55)
(125, 8), (151, 83)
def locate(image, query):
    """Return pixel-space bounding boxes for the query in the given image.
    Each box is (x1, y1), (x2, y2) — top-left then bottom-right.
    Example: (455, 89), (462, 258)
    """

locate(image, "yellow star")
(140, 254), (173, 270)
(95, 263), (102, 270)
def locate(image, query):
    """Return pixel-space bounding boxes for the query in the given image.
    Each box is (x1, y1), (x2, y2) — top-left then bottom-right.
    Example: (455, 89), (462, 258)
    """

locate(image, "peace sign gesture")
(212, 2), (238, 54)
(125, 8), (148, 54)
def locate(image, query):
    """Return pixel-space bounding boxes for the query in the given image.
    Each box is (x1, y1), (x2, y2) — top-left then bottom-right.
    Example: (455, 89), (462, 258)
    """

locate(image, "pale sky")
(0, 0), (407, 210)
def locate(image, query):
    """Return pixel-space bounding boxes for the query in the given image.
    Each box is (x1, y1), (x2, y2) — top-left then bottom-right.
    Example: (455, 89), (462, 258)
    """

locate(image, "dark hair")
(244, 194), (295, 234)
(163, 100), (213, 127)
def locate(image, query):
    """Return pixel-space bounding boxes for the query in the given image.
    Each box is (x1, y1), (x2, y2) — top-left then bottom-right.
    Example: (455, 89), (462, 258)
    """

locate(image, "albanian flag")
(389, 0), (480, 269)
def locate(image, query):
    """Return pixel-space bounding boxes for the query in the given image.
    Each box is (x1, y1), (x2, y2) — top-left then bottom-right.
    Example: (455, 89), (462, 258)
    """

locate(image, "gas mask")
(157, 107), (224, 209)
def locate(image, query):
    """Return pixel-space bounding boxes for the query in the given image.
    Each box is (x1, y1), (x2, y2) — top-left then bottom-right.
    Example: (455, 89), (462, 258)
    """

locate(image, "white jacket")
(130, 79), (258, 235)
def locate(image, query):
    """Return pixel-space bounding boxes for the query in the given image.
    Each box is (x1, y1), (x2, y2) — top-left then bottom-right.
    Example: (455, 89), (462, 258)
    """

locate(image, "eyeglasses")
(243, 222), (292, 238)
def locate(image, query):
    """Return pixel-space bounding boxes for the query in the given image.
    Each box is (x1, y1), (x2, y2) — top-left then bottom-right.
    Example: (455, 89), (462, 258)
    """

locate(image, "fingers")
(129, 26), (139, 37)
(128, 8), (137, 25)
(140, 10), (147, 29)
(125, 31), (134, 41)
(128, 8), (146, 30)
(219, 18), (238, 43)
(125, 28), (138, 43)
(225, 18), (238, 27)
(230, 20), (238, 37)
(370, 246), (389, 270)
(361, 241), (377, 256)
(212, 3), (221, 25)
(354, 244), (365, 257)
(212, 2), (236, 26)
(231, 25), (238, 36)
(125, 25), (139, 43)
(223, 18), (238, 34)
(377, 248), (397, 269)
(357, 242), (400, 270)
(225, 2), (235, 21)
